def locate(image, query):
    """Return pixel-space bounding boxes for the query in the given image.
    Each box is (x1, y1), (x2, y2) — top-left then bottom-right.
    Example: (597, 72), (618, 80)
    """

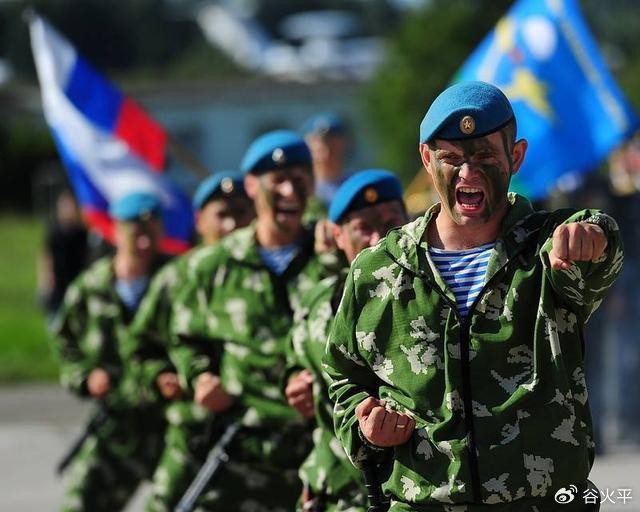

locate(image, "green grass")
(0, 215), (59, 382)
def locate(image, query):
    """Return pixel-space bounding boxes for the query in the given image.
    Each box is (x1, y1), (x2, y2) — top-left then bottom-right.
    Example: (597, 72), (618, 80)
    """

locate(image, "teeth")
(458, 187), (482, 193)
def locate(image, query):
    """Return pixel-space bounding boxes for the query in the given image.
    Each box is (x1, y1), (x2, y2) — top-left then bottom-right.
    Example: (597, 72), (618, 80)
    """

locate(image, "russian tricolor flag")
(29, 13), (193, 254)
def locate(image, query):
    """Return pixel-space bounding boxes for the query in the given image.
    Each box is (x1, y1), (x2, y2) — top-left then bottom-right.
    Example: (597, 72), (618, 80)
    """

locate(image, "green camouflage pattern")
(288, 270), (367, 511)
(127, 247), (218, 511)
(171, 222), (329, 509)
(146, 415), (225, 512)
(324, 194), (623, 511)
(52, 256), (167, 511)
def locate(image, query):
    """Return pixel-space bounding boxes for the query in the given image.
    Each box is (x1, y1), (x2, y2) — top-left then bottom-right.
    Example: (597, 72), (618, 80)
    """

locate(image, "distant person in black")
(38, 190), (89, 317)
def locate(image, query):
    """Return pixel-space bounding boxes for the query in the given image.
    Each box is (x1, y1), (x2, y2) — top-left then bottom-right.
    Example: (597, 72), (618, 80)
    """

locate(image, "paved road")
(0, 384), (638, 511)
(0, 384), (150, 512)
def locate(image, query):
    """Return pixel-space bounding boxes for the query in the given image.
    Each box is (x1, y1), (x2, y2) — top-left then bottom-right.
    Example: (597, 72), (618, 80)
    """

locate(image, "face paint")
(499, 129), (514, 170)
(291, 177), (309, 208)
(339, 201), (407, 262)
(257, 175), (279, 225)
(257, 169), (309, 233)
(430, 154), (459, 222)
(458, 136), (508, 222)
(431, 134), (512, 224)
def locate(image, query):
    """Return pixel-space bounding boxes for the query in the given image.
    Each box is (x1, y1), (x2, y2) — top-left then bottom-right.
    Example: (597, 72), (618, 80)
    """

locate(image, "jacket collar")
(220, 220), (316, 274)
(385, 193), (543, 283)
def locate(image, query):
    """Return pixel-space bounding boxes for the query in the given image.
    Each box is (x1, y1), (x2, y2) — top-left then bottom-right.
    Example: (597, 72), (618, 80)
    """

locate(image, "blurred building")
(143, 79), (378, 187)
(2, 78), (380, 205)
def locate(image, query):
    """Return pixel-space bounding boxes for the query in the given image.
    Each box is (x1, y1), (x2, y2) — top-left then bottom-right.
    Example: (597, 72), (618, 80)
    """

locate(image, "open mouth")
(275, 204), (302, 216)
(456, 186), (485, 211)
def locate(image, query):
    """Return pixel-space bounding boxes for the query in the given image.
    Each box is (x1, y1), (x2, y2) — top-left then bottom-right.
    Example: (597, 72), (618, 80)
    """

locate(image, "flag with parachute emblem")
(455, 0), (638, 200)
(29, 12), (194, 254)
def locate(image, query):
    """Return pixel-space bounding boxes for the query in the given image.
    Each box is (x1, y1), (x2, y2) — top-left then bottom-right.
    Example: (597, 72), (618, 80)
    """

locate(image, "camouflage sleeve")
(283, 289), (314, 389)
(541, 209), (624, 322)
(285, 276), (340, 389)
(323, 268), (390, 468)
(169, 265), (221, 393)
(283, 324), (307, 392)
(50, 278), (92, 396)
(124, 265), (178, 401)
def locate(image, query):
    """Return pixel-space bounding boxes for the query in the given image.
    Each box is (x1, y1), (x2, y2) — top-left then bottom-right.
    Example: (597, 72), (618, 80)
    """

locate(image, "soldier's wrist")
(357, 425), (387, 453)
(581, 214), (611, 237)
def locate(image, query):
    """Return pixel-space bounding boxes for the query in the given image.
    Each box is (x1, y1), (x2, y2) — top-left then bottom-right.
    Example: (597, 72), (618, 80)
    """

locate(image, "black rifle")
(362, 460), (390, 512)
(56, 405), (108, 475)
(174, 421), (242, 512)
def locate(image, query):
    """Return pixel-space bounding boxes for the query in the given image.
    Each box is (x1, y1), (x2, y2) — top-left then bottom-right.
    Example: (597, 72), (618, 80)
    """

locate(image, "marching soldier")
(287, 169), (408, 511)
(127, 171), (254, 511)
(171, 130), (331, 511)
(52, 192), (169, 512)
(302, 112), (350, 210)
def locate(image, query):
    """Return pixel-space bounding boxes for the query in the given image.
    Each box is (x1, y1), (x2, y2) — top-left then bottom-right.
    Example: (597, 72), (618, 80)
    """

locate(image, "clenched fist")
(156, 372), (183, 400)
(285, 369), (314, 418)
(355, 396), (415, 448)
(314, 219), (337, 255)
(194, 372), (233, 413)
(87, 368), (111, 398)
(549, 222), (608, 270)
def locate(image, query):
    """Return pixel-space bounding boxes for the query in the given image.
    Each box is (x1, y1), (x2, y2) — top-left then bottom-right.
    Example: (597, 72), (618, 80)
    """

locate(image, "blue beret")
(329, 169), (404, 223)
(419, 81), (514, 143)
(240, 130), (312, 175)
(110, 192), (162, 222)
(192, 170), (245, 210)
(301, 112), (345, 136)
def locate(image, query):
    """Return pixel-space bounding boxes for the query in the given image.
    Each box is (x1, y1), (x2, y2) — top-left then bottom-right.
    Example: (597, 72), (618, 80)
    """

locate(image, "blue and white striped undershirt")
(258, 243), (299, 275)
(428, 242), (495, 317)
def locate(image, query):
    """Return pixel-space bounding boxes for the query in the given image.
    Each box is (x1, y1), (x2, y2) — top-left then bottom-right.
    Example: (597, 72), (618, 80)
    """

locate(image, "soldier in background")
(127, 171), (254, 511)
(171, 130), (330, 511)
(286, 169), (408, 512)
(302, 112), (349, 217)
(51, 192), (169, 512)
(302, 112), (350, 211)
(302, 112), (352, 264)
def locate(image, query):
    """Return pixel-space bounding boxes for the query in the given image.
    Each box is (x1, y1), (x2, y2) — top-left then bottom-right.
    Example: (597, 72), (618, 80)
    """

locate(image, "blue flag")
(455, 0), (638, 200)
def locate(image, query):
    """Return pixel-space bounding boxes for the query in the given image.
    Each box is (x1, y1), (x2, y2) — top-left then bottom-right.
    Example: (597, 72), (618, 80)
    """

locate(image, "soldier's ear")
(332, 222), (347, 252)
(510, 139), (528, 176)
(419, 143), (432, 176)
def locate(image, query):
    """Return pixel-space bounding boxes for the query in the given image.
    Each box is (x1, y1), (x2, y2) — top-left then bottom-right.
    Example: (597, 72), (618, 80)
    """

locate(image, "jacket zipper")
(422, 284), (481, 501)
(417, 261), (511, 504)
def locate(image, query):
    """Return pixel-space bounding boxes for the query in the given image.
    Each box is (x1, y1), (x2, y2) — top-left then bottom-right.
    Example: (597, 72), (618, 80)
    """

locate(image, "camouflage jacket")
(128, 246), (213, 424)
(324, 193), (623, 508)
(52, 255), (166, 409)
(289, 269), (366, 500)
(171, 222), (329, 431)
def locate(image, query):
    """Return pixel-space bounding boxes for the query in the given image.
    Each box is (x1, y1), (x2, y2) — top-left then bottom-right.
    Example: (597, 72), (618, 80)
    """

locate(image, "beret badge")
(460, 115), (475, 135)
(271, 148), (286, 164)
(364, 187), (379, 203)
(221, 177), (235, 194)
